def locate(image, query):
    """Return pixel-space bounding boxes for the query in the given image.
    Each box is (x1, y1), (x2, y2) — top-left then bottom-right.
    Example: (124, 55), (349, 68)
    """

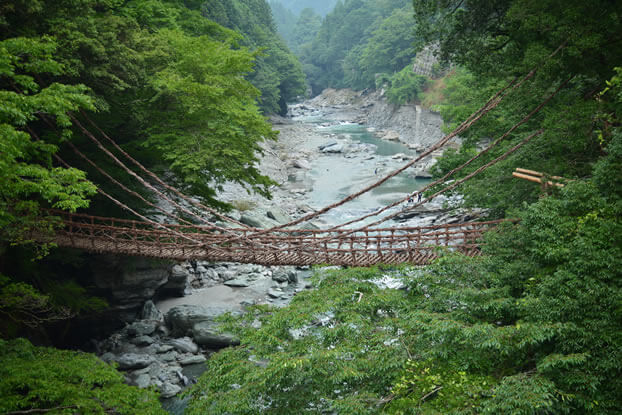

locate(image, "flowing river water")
(159, 107), (432, 413)
(290, 119), (430, 227)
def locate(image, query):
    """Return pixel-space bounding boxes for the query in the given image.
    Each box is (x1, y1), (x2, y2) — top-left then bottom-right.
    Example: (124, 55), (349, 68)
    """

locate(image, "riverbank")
(93, 89), (478, 403)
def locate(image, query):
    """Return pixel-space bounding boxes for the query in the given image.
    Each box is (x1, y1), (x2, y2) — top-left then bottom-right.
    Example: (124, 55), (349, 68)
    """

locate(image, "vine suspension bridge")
(44, 210), (508, 266)
(36, 45), (568, 266)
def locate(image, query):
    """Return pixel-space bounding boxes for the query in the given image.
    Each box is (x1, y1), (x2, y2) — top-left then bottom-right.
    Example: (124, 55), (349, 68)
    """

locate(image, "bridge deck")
(39, 212), (508, 266)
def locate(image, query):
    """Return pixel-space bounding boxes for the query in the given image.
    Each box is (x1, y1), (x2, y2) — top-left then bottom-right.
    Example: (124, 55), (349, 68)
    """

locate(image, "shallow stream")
(298, 121), (430, 226)
(160, 111), (431, 414)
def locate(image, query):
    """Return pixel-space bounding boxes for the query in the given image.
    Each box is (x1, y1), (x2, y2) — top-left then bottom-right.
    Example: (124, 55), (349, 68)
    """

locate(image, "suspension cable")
(319, 77), (573, 232)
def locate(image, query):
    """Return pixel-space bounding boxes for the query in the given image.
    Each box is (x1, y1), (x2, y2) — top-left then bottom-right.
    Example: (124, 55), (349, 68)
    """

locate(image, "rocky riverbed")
(93, 89), (480, 403)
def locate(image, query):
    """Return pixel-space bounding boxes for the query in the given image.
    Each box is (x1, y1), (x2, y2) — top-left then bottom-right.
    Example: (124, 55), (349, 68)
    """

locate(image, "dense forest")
(2, 0), (622, 413)
(270, 0), (428, 101)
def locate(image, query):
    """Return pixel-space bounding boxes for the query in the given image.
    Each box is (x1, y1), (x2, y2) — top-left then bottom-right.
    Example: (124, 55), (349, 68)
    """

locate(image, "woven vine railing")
(38, 211), (512, 266)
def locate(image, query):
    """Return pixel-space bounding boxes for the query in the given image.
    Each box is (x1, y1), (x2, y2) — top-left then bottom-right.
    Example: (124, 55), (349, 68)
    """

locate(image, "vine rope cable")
(226, 40), (569, 239)
(79, 111), (253, 230)
(66, 117), (281, 251)
(282, 128), (545, 253)
(317, 76), (573, 233)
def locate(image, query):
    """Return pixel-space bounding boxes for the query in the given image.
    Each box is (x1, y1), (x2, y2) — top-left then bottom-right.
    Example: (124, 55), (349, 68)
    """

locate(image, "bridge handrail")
(47, 209), (513, 236)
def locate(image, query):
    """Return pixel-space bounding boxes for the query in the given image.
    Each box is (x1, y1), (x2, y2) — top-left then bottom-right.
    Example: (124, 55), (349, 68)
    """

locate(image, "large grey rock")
(159, 351), (178, 363)
(268, 288), (282, 298)
(179, 355), (207, 365)
(131, 335), (155, 346)
(115, 353), (154, 370)
(292, 159), (311, 169)
(266, 207), (292, 225)
(318, 141), (337, 151)
(159, 264), (190, 297)
(192, 321), (240, 349)
(366, 92), (444, 148)
(141, 300), (163, 321)
(320, 143), (344, 153)
(240, 213), (279, 229)
(167, 337), (199, 354)
(382, 130), (400, 141)
(127, 321), (157, 337)
(272, 269), (289, 283)
(133, 374), (151, 389)
(224, 278), (250, 288)
(92, 256), (171, 310)
(165, 305), (220, 336)
(160, 383), (182, 399)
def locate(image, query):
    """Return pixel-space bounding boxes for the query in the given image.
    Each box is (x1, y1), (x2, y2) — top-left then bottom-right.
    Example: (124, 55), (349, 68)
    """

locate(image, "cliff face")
(363, 91), (444, 149)
(308, 88), (446, 150)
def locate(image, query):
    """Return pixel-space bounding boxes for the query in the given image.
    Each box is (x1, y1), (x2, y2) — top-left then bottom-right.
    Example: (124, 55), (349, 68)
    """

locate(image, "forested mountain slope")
(271, 0), (338, 16)
(183, 0), (622, 413)
(293, 0), (417, 94)
(1, 0), (621, 413)
(0, 2), (303, 410)
(202, 0), (306, 115)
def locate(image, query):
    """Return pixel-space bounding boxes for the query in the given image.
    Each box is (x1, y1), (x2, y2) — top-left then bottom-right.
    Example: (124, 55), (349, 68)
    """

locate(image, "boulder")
(115, 353), (154, 370)
(320, 143), (344, 153)
(131, 335), (155, 346)
(92, 256), (170, 311)
(157, 344), (174, 353)
(240, 213), (279, 229)
(160, 383), (182, 399)
(133, 374), (151, 389)
(167, 337), (199, 354)
(271, 269), (289, 283)
(179, 355), (207, 366)
(266, 207), (293, 225)
(224, 278), (250, 288)
(141, 300), (163, 321)
(159, 264), (190, 297)
(382, 130), (400, 141)
(127, 321), (157, 337)
(267, 288), (282, 299)
(318, 141), (338, 151)
(165, 305), (216, 336)
(192, 321), (240, 349)
(414, 170), (433, 179)
(159, 351), (178, 363)
(292, 159), (311, 169)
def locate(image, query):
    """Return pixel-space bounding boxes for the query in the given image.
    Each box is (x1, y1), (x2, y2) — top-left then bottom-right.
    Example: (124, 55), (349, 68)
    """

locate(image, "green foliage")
(298, 0), (414, 94)
(0, 338), (165, 414)
(269, 1), (298, 42)
(0, 274), (71, 332)
(412, 0), (622, 217)
(270, 0), (339, 17)
(1, 0), (297, 216)
(187, 165), (621, 413)
(186, 104), (622, 411)
(186, 266), (415, 414)
(0, 1), (290, 333)
(202, 0), (307, 114)
(344, 7), (417, 89)
(385, 65), (428, 105)
(0, 36), (97, 248)
(143, 28), (278, 201)
(289, 7), (322, 56)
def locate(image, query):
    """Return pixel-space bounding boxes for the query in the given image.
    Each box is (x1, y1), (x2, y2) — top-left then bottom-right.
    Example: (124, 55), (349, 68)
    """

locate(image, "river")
(157, 101), (433, 413)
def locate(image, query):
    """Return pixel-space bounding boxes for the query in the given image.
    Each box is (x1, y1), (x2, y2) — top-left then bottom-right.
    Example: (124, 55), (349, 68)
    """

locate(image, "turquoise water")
(326, 123), (414, 156)
(308, 123), (429, 226)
